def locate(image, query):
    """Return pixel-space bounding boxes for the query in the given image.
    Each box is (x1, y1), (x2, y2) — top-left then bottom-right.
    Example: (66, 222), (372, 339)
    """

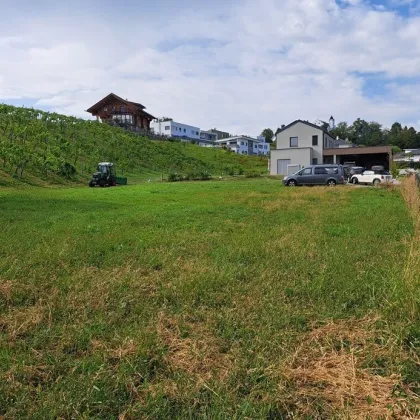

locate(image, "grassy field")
(1, 179), (419, 418)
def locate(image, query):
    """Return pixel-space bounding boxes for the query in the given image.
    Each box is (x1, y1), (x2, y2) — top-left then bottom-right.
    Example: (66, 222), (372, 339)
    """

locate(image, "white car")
(351, 170), (392, 186)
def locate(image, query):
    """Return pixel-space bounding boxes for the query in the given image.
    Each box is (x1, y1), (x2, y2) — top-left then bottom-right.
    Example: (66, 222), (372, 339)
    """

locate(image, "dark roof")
(276, 119), (335, 139)
(330, 115), (334, 120)
(86, 93), (150, 114)
(323, 146), (392, 156)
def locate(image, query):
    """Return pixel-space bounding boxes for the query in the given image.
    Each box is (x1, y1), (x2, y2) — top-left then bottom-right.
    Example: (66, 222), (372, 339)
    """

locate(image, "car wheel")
(373, 179), (381, 187)
(287, 179), (297, 187)
(327, 179), (336, 187)
(352, 177), (358, 184)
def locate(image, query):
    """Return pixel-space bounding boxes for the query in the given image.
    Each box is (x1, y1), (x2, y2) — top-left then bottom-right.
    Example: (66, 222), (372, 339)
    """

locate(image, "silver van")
(283, 165), (346, 187)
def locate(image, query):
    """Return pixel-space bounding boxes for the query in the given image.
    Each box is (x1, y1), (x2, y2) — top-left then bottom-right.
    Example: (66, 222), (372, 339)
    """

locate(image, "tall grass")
(398, 176), (420, 321)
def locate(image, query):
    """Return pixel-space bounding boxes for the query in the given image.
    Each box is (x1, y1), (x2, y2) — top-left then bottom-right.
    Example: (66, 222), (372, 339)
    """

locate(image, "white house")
(270, 120), (336, 175)
(270, 120), (393, 175)
(150, 119), (201, 141)
(394, 149), (420, 163)
(215, 135), (270, 155)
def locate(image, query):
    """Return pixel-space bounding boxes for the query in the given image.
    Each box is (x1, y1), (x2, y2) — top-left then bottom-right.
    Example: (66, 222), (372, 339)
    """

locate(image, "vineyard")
(0, 104), (267, 185)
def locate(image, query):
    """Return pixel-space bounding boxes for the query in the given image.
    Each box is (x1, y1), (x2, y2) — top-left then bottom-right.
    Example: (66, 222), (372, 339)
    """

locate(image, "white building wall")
(276, 122), (323, 164)
(270, 148), (312, 175)
(216, 136), (269, 155)
(150, 120), (201, 140)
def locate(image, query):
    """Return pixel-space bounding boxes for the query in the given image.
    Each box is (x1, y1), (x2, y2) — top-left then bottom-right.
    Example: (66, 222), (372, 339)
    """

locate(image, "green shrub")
(238, 167), (244, 175)
(168, 173), (181, 182)
(58, 162), (76, 178)
(245, 171), (261, 178)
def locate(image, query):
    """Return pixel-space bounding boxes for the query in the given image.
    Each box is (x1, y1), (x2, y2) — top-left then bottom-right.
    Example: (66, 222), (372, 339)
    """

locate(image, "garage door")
(277, 159), (291, 175)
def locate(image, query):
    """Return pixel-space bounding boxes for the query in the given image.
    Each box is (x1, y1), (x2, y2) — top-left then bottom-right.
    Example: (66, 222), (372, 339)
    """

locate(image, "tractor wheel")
(89, 181), (95, 187)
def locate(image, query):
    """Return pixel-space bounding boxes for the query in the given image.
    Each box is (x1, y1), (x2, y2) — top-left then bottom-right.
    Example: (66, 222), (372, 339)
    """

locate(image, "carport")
(323, 146), (392, 170)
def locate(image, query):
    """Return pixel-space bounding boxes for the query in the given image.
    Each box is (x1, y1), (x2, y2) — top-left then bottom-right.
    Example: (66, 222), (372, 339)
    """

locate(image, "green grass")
(0, 179), (419, 418)
(0, 104), (267, 186)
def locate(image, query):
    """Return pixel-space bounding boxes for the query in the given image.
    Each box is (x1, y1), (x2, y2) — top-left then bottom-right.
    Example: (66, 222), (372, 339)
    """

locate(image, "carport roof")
(323, 146), (392, 156)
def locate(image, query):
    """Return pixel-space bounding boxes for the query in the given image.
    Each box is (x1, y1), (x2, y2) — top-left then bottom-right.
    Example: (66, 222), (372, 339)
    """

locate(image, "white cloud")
(1, 0), (420, 133)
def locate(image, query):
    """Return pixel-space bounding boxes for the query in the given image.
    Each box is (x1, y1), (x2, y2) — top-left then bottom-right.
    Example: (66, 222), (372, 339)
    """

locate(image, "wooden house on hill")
(86, 93), (155, 130)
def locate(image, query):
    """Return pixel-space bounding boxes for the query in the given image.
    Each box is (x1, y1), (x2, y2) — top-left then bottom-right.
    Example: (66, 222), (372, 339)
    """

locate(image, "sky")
(1, 0), (420, 135)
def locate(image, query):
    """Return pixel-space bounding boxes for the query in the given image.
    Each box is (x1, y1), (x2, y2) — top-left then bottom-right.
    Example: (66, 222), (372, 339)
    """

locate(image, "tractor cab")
(89, 162), (117, 187)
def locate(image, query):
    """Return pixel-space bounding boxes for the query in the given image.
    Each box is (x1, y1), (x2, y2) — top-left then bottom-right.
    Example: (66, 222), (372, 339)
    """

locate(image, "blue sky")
(1, 0), (420, 133)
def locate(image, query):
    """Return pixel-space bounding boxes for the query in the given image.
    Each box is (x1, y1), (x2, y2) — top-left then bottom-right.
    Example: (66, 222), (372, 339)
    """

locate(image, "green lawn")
(0, 179), (419, 418)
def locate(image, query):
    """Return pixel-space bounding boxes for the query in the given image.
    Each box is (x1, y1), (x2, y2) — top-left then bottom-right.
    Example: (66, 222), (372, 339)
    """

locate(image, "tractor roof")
(99, 162), (113, 166)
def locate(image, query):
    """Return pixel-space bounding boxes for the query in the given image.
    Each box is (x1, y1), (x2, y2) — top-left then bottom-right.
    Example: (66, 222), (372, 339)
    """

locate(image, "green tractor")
(89, 162), (117, 187)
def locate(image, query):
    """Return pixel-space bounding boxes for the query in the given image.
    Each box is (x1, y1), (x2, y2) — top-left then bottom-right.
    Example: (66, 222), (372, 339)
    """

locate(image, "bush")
(58, 162), (76, 179)
(245, 171), (261, 178)
(184, 170), (212, 181)
(238, 167), (244, 175)
(391, 163), (399, 179)
(168, 173), (181, 182)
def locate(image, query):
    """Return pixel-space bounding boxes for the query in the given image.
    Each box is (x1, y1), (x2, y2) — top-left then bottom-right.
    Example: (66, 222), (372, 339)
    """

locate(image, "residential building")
(199, 130), (217, 147)
(151, 119), (201, 141)
(86, 93), (155, 130)
(200, 130), (218, 142)
(394, 149), (420, 163)
(207, 128), (230, 140)
(216, 135), (270, 155)
(270, 120), (392, 175)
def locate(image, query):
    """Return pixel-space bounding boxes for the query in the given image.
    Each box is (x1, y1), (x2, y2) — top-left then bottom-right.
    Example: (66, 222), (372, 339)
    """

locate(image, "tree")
(329, 121), (350, 140)
(261, 128), (274, 143)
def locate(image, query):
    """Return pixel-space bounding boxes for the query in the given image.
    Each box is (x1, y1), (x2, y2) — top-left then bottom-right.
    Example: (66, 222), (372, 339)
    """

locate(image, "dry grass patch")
(0, 301), (45, 340)
(156, 312), (233, 384)
(281, 316), (419, 419)
(400, 176), (420, 320)
(0, 279), (13, 302)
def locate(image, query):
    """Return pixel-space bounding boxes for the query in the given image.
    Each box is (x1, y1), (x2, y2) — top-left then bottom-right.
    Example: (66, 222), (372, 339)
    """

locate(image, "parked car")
(371, 165), (385, 172)
(351, 170), (392, 186)
(283, 165), (346, 187)
(345, 166), (365, 182)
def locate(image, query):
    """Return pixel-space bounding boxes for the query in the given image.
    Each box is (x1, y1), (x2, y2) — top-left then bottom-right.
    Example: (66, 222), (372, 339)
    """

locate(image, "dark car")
(345, 166), (365, 181)
(283, 165), (346, 187)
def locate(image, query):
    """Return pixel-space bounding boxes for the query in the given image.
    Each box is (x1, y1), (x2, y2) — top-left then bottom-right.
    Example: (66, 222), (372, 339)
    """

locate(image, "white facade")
(215, 136), (270, 155)
(151, 120), (201, 140)
(270, 120), (335, 175)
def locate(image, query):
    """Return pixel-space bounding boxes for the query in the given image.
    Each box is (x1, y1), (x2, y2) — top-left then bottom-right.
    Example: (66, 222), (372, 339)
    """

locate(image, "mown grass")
(0, 179), (419, 418)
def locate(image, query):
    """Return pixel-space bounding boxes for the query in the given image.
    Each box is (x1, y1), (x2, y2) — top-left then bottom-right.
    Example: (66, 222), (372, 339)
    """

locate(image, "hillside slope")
(0, 104), (267, 185)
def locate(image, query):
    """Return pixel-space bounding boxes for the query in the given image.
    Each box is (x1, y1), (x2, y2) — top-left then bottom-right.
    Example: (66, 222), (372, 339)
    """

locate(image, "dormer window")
(120, 105), (125, 112)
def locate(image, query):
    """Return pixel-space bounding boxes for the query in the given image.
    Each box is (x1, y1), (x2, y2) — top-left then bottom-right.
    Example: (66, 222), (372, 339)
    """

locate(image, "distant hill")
(0, 104), (267, 186)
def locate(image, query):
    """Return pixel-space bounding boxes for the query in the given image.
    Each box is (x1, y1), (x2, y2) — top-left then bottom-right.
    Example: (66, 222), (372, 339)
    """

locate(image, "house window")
(165, 126), (170, 130)
(120, 105), (125, 112)
(290, 137), (298, 147)
(196, 131), (199, 135)
(312, 135), (318, 146)
(104, 107), (108, 112)
(112, 106), (116, 111)
(312, 158), (318, 165)
(241, 141), (244, 145)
